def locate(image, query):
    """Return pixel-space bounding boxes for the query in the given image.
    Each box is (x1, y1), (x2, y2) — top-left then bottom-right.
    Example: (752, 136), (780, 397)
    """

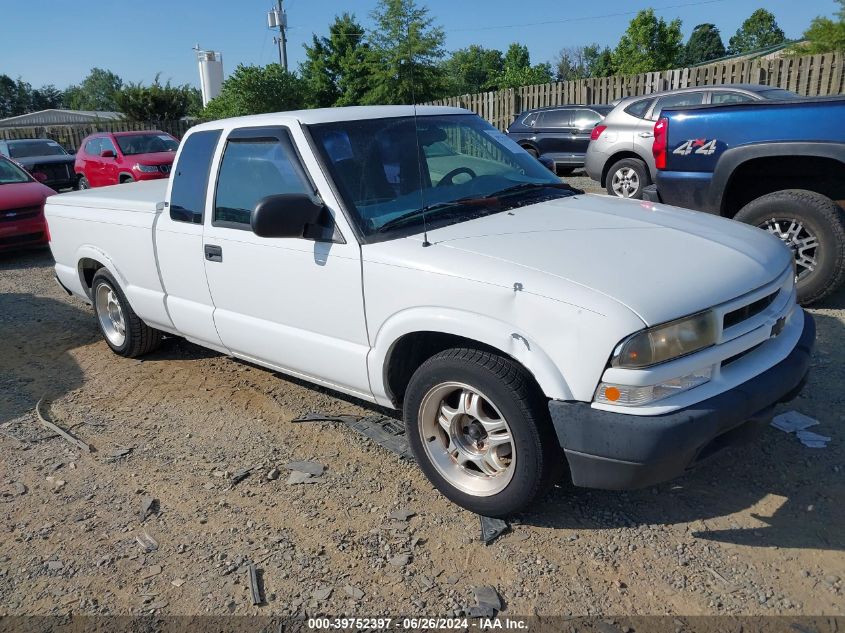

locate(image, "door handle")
(204, 244), (222, 263)
(638, 132), (654, 138)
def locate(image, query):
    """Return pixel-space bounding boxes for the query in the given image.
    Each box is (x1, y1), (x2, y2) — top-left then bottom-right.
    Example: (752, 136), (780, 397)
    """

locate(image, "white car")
(45, 106), (814, 517)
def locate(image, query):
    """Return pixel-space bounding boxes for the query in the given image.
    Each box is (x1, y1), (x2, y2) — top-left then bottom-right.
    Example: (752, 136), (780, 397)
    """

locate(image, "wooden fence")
(427, 51), (845, 129)
(0, 119), (193, 152)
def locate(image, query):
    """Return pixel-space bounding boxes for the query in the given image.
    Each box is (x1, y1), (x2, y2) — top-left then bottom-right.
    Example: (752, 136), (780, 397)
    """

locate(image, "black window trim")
(169, 128), (223, 225)
(211, 125), (342, 242)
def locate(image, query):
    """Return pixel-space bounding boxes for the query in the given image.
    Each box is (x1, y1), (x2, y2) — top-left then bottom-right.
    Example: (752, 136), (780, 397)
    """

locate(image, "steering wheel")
(438, 167), (477, 187)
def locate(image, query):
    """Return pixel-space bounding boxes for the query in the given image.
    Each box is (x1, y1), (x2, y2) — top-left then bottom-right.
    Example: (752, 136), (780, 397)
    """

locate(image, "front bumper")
(549, 312), (815, 490)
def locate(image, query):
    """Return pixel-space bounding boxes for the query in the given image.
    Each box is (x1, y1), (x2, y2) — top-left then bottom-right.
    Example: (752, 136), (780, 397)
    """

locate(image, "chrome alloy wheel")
(95, 284), (126, 347)
(759, 217), (819, 282)
(418, 382), (515, 496)
(611, 167), (640, 198)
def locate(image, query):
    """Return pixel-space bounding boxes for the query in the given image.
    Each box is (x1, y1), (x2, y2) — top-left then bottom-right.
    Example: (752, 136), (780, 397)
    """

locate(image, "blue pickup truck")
(644, 97), (845, 304)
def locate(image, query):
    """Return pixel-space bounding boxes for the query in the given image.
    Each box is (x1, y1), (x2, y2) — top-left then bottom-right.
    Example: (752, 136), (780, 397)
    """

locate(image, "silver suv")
(584, 84), (799, 198)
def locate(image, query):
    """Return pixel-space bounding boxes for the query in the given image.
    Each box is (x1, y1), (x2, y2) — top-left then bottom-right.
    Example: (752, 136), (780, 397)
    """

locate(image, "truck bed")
(46, 180), (173, 332)
(51, 179), (168, 214)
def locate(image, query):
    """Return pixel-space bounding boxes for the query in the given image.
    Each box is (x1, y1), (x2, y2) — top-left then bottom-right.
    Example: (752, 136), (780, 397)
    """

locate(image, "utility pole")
(267, 1), (288, 71)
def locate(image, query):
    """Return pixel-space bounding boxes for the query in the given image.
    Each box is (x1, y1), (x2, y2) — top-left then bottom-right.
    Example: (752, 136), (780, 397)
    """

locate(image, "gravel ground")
(1, 241), (843, 618)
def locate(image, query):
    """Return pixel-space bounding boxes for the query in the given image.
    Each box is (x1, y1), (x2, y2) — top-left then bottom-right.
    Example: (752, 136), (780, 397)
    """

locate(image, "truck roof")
(189, 105), (472, 132)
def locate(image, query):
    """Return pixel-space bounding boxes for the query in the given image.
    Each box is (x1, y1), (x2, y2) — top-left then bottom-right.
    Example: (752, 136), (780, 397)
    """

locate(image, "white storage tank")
(195, 47), (224, 107)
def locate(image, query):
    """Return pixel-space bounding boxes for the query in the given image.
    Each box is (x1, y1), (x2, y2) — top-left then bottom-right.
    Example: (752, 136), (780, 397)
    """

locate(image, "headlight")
(134, 164), (160, 173)
(595, 367), (712, 406)
(612, 310), (718, 368)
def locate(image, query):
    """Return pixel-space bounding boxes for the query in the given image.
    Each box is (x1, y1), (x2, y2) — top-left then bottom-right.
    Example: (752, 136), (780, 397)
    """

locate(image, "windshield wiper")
(477, 181), (580, 200)
(374, 199), (479, 233)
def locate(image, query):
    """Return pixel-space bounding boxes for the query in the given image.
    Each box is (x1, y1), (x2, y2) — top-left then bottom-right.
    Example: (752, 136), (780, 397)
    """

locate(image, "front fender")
(367, 306), (573, 407)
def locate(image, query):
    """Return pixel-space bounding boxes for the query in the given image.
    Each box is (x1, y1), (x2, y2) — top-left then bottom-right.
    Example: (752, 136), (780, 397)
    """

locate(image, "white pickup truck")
(46, 106), (814, 516)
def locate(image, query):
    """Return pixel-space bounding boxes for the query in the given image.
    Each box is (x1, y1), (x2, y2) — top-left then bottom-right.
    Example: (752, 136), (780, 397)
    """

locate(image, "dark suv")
(506, 105), (612, 174)
(0, 138), (76, 191)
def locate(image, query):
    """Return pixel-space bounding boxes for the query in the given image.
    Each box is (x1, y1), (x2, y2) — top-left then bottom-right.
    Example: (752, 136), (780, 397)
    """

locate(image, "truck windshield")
(116, 134), (179, 155)
(8, 140), (67, 158)
(0, 157), (32, 184)
(308, 114), (568, 238)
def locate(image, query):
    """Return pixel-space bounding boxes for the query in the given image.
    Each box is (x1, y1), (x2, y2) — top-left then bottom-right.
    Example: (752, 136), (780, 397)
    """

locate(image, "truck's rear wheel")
(404, 348), (561, 517)
(91, 269), (162, 358)
(734, 189), (845, 305)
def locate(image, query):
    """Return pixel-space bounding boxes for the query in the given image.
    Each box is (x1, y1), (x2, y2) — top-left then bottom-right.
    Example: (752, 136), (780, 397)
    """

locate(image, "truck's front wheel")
(734, 189), (845, 305)
(91, 269), (162, 358)
(404, 348), (561, 517)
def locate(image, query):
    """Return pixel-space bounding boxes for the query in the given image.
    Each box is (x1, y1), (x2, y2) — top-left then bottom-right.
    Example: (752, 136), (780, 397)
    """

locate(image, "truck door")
(156, 128), (226, 350)
(201, 125), (371, 399)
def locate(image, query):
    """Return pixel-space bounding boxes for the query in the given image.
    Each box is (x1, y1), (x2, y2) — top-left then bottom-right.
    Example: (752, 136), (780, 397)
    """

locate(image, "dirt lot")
(1, 246), (843, 619)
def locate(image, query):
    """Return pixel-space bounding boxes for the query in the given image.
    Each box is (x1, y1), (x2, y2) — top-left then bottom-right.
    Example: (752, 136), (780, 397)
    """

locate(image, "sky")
(1, 0), (838, 90)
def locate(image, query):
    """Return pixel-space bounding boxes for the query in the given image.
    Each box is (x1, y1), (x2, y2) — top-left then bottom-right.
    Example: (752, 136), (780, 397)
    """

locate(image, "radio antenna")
(407, 33), (431, 247)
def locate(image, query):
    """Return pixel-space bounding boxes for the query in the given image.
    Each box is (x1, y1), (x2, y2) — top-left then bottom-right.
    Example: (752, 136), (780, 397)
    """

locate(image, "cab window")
(170, 129), (221, 224)
(214, 135), (311, 228)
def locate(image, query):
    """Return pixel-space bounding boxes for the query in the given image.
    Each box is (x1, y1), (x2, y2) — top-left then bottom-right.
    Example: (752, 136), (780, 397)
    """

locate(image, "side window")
(85, 138), (101, 155)
(711, 91), (755, 105)
(624, 98), (653, 118)
(214, 135), (311, 227)
(101, 137), (117, 155)
(169, 129), (222, 224)
(649, 92), (705, 120)
(539, 109), (571, 128)
(521, 111), (539, 127)
(571, 109), (602, 130)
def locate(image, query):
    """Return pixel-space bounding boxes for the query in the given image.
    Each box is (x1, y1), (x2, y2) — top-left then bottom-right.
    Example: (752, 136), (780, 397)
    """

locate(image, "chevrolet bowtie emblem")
(771, 316), (786, 338)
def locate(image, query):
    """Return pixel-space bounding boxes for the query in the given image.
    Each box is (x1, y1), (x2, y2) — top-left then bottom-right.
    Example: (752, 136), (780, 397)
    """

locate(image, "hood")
(129, 151), (176, 165)
(15, 155), (75, 167)
(0, 181), (54, 211)
(383, 194), (791, 326)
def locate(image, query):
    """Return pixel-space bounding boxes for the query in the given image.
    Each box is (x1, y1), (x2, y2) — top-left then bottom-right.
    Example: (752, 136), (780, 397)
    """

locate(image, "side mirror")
(251, 193), (327, 239)
(100, 149), (116, 158)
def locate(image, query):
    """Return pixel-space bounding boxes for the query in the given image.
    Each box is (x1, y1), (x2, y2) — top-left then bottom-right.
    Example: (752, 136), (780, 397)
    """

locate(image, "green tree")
(493, 43), (553, 89)
(362, 0), (446, 104)
(683, 23), (726, 65)
(115, 75), (201, 120)
(612, 9), (684, 74)
(442, 45), (504, 95)
(555, 44), (615, 80)
(728, 9), (785, 54)
(202, 64), (306, 120)
(0, 75), (32, 117)
(300, 13), (370, 107)
(789, 0), (845, 54)
(64, 68), (123, 111)
(30, 84), (65, 110)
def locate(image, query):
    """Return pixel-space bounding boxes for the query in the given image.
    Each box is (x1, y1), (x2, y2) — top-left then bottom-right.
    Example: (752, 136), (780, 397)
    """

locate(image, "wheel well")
(119, 173), (134, 183)
(383, 331), (543, 409)
(601, 151), (645, 187)
(78, 258), (105, 297)
(721, 156), (845, 217)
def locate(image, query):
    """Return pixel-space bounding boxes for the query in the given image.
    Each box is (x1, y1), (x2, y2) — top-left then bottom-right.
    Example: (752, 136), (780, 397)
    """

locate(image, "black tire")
(734, 189), (845, 305)
(77, 176), (90, 190)
(404, 348), (562, 517)
(605, 157), (650, 199)
(91, 269), (162, 357)
(522, 146), (539, 159)
(120, 175), (135, 184)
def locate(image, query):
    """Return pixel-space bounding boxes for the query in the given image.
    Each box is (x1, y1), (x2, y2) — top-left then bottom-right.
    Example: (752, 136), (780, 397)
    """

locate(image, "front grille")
(723, 290), (778, 330)
(159, 164), (172, 174)
(721, 342), (763, 367)
(0, 231), (44, 246)
(0, 206), (41, 222)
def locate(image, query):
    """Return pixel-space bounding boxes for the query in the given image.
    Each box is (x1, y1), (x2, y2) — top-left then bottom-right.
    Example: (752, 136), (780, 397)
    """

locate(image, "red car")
(0, 155), (54, 251)
(74, 130), (179, 189)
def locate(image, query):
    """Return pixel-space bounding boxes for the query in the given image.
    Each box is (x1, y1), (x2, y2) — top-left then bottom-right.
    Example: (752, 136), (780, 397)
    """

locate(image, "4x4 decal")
(673, 139), (717, 156)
